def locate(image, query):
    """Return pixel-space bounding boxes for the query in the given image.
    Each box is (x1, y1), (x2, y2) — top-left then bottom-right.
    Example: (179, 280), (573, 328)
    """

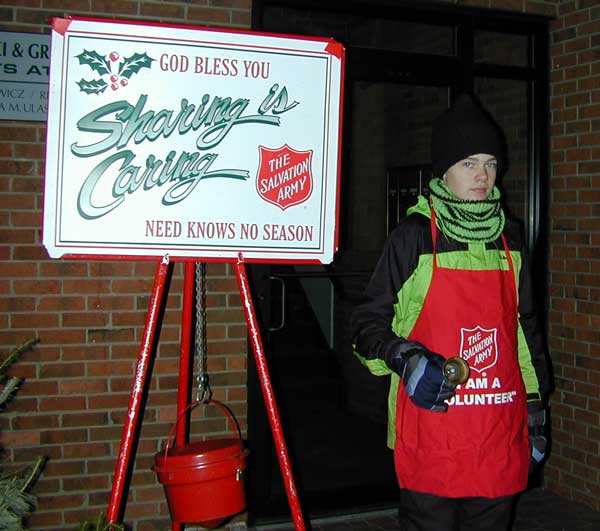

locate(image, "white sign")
(0, 31), (50, 121)
(43, 18), (344, 263)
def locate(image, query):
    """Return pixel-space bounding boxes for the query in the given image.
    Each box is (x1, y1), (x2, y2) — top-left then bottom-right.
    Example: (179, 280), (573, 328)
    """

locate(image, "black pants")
(398, 489), (515, 531)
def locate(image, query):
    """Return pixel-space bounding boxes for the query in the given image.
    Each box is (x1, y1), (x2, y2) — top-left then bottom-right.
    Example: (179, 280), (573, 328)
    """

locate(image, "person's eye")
(486, 161), (498, 169)
(463, 161), (474, 168)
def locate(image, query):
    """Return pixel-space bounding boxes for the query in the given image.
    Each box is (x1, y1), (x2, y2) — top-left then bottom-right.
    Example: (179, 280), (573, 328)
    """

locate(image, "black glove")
(528, 400), (547, 466)
(387, 340), (455, 412)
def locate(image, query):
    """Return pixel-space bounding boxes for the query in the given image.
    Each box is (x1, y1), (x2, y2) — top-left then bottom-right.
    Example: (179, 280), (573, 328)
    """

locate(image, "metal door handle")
(267, 275), (285, 332)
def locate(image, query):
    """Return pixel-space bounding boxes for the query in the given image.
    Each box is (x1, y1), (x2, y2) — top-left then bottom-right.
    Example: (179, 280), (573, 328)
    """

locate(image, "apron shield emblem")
(459, 326), (498, 374)
(256, 144), (313, 210)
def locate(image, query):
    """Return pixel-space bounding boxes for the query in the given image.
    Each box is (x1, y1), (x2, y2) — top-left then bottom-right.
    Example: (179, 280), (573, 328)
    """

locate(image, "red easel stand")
(106, 255), (306, 531)
(234, 255), (306, 531)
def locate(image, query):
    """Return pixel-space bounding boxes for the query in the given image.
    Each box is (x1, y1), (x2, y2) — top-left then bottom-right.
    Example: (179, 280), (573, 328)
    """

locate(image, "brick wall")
(544, 0), (600, 511)
(0, 2), (251, 531)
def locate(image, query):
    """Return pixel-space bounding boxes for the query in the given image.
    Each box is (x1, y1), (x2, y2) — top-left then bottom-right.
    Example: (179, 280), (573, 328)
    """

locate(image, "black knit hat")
(431, 93), (506, 177)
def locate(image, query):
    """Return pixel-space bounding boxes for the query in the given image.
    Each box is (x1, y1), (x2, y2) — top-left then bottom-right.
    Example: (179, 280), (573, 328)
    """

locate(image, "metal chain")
(194, 262), (211, 402)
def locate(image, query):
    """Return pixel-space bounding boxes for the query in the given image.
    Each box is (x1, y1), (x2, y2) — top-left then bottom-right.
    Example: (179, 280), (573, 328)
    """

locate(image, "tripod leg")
(234, 257), (306, 531)
(107, 255), (172, 524)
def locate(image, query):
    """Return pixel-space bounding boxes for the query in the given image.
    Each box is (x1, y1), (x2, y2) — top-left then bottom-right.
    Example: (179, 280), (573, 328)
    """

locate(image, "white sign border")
(43, 17), (344, 264)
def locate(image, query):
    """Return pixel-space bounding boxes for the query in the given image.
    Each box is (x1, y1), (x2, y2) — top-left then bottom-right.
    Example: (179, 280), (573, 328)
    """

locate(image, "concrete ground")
(252, 488), (600, 531)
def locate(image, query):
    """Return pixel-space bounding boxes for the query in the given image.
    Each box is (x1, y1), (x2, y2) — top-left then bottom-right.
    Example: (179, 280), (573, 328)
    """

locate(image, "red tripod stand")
(105, 255), (306, 530)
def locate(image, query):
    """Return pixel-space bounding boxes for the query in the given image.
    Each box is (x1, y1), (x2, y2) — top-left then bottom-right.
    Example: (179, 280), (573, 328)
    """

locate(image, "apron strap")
(430, 205), (439, 270)
(429, 205), (515, 280)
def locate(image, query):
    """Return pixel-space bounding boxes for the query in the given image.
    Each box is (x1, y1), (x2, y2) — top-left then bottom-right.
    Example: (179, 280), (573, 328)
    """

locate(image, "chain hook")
(194, 262), (211, 403)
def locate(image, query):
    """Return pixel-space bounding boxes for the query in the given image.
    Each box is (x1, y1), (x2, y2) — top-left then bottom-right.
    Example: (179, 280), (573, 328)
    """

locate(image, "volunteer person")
(351, 93), (550, 531)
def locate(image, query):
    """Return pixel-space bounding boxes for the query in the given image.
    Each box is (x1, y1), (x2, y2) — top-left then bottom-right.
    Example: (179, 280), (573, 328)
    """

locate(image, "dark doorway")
(248, 1), (550, 525)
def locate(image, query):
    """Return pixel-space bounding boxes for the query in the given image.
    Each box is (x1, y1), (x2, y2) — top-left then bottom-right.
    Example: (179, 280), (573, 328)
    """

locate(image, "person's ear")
(443, 173), (447, 183)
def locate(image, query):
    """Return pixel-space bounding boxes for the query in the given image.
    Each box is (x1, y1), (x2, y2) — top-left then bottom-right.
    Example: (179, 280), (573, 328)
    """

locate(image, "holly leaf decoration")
(76, 78), (108, 95)
(76, 50), (111, 76)
(118, 52), (155, 79)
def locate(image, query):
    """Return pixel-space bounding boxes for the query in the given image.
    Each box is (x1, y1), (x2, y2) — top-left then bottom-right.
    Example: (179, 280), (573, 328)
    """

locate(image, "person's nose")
(474, 164), (489, 182)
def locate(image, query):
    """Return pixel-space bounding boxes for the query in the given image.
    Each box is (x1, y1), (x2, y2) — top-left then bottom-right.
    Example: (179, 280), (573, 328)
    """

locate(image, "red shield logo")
(459, 326), (498, 374)
(256, 145), (313, 210)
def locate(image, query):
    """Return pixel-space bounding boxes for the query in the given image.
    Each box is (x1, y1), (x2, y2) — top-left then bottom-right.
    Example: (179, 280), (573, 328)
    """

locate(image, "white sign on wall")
(43, 17), (344, 264)
(0, 31), (50, 121)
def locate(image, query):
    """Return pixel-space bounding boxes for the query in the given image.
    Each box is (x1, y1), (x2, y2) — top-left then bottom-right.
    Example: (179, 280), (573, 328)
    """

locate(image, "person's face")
(444, 153), (497, 201)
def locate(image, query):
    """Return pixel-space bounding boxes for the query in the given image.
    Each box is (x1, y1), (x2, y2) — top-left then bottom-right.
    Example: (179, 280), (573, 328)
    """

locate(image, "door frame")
(248, 0), (551, 522)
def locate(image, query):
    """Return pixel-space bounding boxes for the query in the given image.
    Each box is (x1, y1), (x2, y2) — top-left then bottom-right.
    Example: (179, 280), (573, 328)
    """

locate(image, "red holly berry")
(120, 78), (128, 87)
(110, 75), (118, 83)
(111, 83), (119, 91)
(109, 52), (119, 62)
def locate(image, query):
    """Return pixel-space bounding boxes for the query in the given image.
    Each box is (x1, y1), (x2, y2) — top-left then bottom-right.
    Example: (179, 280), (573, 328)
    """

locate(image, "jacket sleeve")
(350, 216), (425, 374)
(516, 246), (552, 398)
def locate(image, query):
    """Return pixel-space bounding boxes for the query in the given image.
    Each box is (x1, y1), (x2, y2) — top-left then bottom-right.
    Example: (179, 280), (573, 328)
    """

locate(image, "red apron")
(394, 209), (529, 498)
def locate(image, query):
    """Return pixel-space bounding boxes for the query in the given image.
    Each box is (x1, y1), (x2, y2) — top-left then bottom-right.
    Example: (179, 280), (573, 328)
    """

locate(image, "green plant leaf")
(76, 78), (109, 95)
(78, 512), (125, 531)
(0, 377), (21, 407)
(76, 50), (111, 76)
(118, 52), (154, 79)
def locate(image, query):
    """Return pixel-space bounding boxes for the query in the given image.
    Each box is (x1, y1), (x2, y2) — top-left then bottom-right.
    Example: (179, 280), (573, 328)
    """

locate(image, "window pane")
(349, 83), (448, 262)
(263, 7), (454, 55)
(349, 19), (454, 55)
(474, 31), (529, 67)
(474, 79), (529, 232)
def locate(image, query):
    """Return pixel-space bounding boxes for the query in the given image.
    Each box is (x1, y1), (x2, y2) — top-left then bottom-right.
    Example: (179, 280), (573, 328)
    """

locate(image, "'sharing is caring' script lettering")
(71, 84), (298, 219)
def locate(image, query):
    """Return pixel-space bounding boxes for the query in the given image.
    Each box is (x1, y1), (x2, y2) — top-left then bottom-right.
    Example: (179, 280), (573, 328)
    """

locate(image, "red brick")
(231, 10), (251, 27)
(38, 261), (88, 277)
(90, 0), (139, 14)
(37, 296), (86, 311)
(62, 312), (109, 328)
(0, 261), (37, 277)
(87, 361), (133, 376)
(0, 159), (35, 175)
(565, 64), (591, 80)
(13, 245), (50, 260)
(37, 493), (85, 510)
(579, 19), (600, 36)
(0, 193), (35, 209)
(579, 77), (600, 91)
(579, 104), (600, 119)
(59, 379), (108, 395)
(39, 362), (85, 379)
(32, 328), (86, 345)
(566, 92), (591, 107)
(13, 143), (44, 159)
(0, 430), (41, 447)
(27, 512), (62, 530)
(86, 394), (128, 410)
(62, 474), (109, 491)
(0, 126), (36, 141)
(0, 297), (35, 312)
(39, 396), (86, 412)
(140, 1), (185, 18)
(188, 6), (231, 24)
(579, 161), (600, 174)
(12, 279), (60, 294)
(62, 278), (111, 293)
(566, 147), (591, 161)
(88, 261), (134, 277)
(11, 312), (59, 328)
(11, 413), (59, 430)
(11, 210), (42, 227)
(564, 36), (590, 52)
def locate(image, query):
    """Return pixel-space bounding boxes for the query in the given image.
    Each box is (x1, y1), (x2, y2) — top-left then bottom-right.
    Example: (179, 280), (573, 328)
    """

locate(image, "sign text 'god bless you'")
(43, 18), (344, 263)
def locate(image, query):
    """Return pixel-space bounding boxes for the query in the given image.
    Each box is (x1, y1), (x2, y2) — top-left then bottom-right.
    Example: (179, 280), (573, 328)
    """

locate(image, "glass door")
(247, 83), (450, 525)
(248, 0), (549, 524)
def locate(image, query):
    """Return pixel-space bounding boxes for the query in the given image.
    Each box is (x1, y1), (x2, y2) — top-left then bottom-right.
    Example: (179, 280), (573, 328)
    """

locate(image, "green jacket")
(351, 196), (550, 447)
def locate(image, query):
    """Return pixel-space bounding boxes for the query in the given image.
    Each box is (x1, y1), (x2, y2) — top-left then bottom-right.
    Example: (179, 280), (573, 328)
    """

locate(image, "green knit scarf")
(428, 178), (505, 243)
